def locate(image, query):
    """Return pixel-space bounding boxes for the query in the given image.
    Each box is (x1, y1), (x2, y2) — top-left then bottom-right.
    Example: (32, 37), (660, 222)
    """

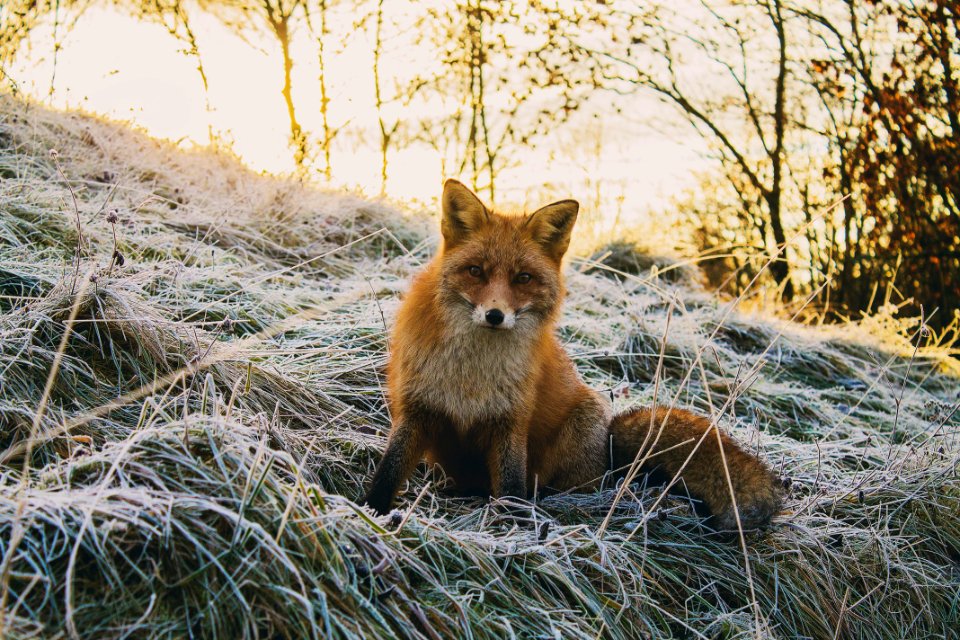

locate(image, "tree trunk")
(768, 0), (793, 300)
(373, 0), (388, 194)
(171, 2), (214, 145)
(838, 147), (855, 310)
(274, 16), (307, 170)
(317, 0), (332, 181)
(465, 0), (481, 192)
(472, 0), (494, 202)
(765, 191), (793, 299)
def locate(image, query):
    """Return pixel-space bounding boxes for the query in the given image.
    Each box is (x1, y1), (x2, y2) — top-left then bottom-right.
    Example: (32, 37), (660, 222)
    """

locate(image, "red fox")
(364, 180), (783, 530)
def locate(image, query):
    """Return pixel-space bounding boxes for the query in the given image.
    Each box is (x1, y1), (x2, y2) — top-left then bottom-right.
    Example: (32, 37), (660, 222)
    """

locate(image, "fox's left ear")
(526, 200), (579, 262)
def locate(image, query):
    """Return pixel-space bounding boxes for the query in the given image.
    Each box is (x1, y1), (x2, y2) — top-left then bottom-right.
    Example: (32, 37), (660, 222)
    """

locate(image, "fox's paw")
(362, 489), (393, 516)
(711, 473), (783, 531)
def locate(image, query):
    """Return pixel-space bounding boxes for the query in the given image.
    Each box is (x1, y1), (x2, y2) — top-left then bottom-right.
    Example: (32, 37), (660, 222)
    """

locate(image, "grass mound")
(587, 240), (699, 286)
(1, 93), (959, 639)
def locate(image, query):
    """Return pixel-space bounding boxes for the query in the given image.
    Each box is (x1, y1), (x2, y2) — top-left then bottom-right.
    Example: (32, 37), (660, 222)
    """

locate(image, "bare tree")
(3, 0), (213, 138)
(566, 0), (798, 298)
(303, 0), (347, 181)
(796, 0), (960, 324)
(148, 0), (216, 144)
(411, 0), (603, 202)
(371, 0), (393, 194)
(198, 0), (309, 170)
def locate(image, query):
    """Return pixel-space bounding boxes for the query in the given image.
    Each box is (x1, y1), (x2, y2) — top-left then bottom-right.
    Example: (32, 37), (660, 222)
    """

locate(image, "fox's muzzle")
(472, 304), (516, 329)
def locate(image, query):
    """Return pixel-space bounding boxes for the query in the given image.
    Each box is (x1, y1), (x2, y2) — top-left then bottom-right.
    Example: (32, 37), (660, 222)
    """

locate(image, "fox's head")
(436, 179), (578, 334)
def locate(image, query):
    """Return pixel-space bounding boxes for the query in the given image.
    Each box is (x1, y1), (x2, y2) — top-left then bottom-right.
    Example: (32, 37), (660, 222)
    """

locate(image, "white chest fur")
(404, 326), (534, 430)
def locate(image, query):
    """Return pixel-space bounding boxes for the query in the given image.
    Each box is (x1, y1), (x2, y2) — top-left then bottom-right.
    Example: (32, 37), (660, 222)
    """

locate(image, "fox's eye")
(468, 265), (482, 277)
(514, 272), (532, 284)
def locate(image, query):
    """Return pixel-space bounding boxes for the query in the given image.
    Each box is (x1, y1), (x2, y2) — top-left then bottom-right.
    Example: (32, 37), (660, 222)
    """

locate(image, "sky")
(6, 4), (709, 224)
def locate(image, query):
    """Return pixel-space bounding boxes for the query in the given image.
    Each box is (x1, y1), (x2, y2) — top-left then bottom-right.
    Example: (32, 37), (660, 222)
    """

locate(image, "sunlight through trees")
(2, 0), (957, 326)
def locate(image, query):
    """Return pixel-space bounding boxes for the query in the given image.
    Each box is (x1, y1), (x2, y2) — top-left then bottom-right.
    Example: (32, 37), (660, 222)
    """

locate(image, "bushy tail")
(609, 407), (783, 530)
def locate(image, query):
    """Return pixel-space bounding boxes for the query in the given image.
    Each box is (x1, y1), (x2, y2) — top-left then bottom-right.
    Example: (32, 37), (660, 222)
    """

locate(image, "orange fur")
(363, 180), (782, 530)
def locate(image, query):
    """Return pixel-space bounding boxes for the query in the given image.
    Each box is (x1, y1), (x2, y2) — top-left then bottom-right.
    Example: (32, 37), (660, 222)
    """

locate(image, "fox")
(363, 179), (783, 530)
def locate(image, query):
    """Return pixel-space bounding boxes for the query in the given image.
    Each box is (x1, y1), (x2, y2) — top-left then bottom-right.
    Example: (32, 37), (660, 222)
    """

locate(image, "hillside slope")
(1, 93), (958, 639)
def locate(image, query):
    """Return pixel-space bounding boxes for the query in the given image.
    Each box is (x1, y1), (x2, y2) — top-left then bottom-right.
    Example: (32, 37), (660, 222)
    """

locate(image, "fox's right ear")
(441, 179), (488, 247)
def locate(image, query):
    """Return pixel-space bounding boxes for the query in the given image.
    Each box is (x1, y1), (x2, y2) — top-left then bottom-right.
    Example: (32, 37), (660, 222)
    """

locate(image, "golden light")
(8, 3), (704, 218)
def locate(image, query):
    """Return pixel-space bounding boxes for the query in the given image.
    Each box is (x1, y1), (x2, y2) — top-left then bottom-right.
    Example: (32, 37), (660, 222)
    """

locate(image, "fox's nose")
(485, 308), (505, 326)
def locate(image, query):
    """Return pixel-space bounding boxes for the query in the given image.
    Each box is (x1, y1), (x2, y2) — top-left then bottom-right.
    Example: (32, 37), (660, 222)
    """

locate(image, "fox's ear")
(526, 199), (579, 262)
(441, 179), (488, 247)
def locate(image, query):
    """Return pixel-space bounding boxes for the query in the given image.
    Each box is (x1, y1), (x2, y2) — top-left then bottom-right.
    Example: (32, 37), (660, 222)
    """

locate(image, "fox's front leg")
(487, 425), (528, 499)
(610, 407), (782, 530)
(363, 418), (426, 515)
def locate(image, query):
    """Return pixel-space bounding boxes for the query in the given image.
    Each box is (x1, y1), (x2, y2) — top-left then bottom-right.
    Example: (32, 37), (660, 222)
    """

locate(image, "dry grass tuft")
(1, 93), (958, 639)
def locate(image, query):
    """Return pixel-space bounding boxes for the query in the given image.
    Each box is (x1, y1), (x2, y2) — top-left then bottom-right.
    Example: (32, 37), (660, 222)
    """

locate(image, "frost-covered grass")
(0, 92), (958, 639)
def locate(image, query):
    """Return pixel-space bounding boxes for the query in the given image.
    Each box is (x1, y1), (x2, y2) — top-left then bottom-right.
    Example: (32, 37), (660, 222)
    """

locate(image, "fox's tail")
(609, 407), (783, 530)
